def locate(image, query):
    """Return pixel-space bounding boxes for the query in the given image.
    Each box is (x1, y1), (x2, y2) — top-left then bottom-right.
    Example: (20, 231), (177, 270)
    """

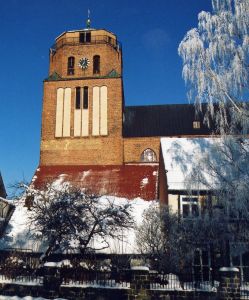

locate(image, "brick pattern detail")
(50, 43), (122, 79)
(40, 78), (124, 166)
(40, 29), (214, 171)
(123, 138), (160, 163)
(129, 268), (151, 300)
(49, 30), (121, 78)
(218, 269), (241, 300)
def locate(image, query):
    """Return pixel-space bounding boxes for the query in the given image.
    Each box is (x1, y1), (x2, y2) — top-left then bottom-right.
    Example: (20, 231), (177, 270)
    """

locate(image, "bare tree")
(20, 183), (134, 261)
(136, 204), (196, 273)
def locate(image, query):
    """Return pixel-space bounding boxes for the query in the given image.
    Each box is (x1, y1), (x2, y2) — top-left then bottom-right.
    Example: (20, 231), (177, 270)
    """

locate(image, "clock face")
(79, 57), (90, 69)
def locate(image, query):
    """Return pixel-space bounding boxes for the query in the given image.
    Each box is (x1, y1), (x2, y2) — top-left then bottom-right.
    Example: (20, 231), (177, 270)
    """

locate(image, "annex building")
(32, 20), (212, 203)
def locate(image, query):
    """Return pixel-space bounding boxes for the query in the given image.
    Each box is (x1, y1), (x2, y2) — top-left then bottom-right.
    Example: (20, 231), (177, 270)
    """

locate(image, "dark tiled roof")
(123, 104), (212, 138)
(0, 173), (7, 198)
(33, 164), (158, 200)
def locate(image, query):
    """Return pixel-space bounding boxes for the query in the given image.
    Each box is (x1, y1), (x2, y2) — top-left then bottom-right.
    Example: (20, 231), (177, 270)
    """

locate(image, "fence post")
(128, 266), (151, 300)
(218, 267), (240, 300)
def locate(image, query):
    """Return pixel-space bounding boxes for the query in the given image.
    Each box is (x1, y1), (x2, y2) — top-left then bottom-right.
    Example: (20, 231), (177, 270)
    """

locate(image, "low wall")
(0, 283), (217, 300)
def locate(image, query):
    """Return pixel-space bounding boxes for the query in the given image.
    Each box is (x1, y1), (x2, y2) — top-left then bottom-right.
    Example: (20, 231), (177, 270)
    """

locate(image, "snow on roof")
(0, 199), (47, 252)
(32, 165), (158, 200)
(0, 194), (156, 254)
(0, 196), (15, 206)
(161, 137), (219, 191)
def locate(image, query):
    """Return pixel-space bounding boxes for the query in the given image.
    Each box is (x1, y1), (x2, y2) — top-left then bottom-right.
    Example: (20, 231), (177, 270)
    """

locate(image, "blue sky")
(0, 0), (212, 194)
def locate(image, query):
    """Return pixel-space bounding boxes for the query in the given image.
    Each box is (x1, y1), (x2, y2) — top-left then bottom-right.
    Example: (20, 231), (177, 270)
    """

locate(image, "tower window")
(83, 87), (89, 109)
(67, 57), (75, 75)
(141, 149), (157, 162)
(79, 32), (91, 43)
(75, 87), (81, 109)
(93, 55), (100, 74)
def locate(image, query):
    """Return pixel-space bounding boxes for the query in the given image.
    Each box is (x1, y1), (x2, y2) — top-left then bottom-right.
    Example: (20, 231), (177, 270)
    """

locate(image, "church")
(32, 19), (212, 203)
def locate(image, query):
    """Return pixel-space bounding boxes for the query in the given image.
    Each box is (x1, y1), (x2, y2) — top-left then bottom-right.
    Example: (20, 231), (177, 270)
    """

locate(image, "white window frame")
(180, 195), (200, 218)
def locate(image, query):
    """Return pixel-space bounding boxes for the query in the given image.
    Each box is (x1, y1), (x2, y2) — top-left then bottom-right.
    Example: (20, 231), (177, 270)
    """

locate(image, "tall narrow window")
(93, 55), (100, 74)
(67, 57), (75, 75)
(75, 87), (81, 109)
(86, 32), (91, 42)
(79, 33), (84, 43)
(83, 87), (88, 109)
(79, 32), (91, 43)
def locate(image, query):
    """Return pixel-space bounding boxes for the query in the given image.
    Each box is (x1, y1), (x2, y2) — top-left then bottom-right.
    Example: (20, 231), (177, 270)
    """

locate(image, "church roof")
(123, 104), (212, 138)
(32, 165), (158, 200)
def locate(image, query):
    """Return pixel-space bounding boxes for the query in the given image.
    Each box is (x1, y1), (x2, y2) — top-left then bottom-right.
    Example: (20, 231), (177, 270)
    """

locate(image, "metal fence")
(0, 274), (43, 285)
(150, 269), (218, 292)
(1, 249), (249, 298)
(61, 269), (130, 288)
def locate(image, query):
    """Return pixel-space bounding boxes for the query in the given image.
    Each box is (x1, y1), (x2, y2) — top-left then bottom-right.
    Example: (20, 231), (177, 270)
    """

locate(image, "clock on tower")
(40, 18), (124, 166)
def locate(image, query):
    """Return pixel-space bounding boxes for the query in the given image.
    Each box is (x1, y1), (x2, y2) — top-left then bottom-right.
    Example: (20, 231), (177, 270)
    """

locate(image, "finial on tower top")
(86, 9), (91, 29)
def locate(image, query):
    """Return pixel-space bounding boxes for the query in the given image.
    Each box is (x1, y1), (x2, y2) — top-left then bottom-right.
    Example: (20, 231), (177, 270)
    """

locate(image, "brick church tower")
(34, 17), (211, 200)
(40, 18), (124, 166)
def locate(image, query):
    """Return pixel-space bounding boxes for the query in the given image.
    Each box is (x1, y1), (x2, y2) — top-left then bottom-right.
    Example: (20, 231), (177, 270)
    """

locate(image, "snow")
(61, 282), (129, 289)
(0, 199), (47, 252)
(0, 279), (43, 286)
(44, 259), (72, 268)
(140, 177), (149, 187)
(90, 196), (157, 254)
(80, 170), (91, 181)
(0, 193), (157, 254)
(160, 137), (221, 190)
(0, 197), (15, 205)
(0, 297), (66, 300)
(131, 266), (149, 271)
(31, 176), (37, 183)
(219, 267), (239, 272)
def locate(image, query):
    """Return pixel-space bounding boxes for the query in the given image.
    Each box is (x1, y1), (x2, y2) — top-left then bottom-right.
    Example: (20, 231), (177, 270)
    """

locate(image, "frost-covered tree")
(178, 0), (249, 133)
(136, 204), (197, 273)
(186, 136), (249, 264)
(20, 183), (134, 260)
(178, 0), (249, 266)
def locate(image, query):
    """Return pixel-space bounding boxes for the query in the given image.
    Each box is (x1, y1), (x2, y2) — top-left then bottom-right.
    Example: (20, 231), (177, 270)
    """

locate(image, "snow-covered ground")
(0, 275), (43, 286)
(0, 297), (67, 300)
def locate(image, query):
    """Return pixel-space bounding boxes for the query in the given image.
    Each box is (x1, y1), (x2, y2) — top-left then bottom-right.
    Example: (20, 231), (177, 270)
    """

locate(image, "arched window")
(67, 57), (75, 75)
(93, 55), (100, 74)
(141, 149), (157, 162)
